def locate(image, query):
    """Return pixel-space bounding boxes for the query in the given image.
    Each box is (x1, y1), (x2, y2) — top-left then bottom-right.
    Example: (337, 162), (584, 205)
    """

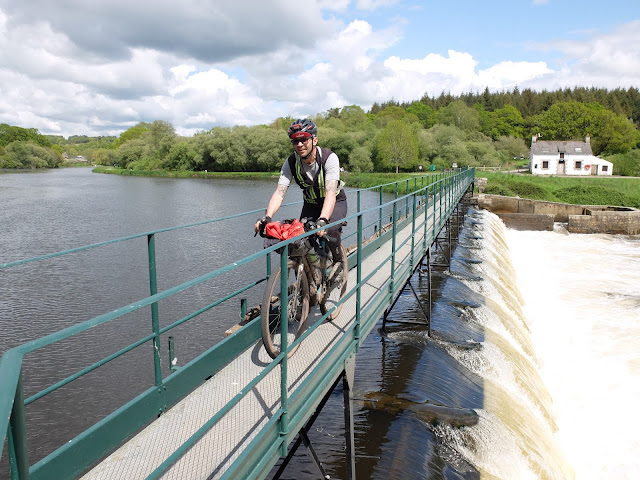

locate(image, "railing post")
(438, 180), (443, 232)
(9, 371), (29, 480)
(356, 192), (362, 351)
(405, 179), (409, 219)
(390, 200), (397, 296)
(147, 233), (162, 386)
(378, 188), (383, 236)
(410, 192), (416, 272)
(423, 184), (429, 252)
(266, 252), (272, 278)
(279, 244), (289, 457)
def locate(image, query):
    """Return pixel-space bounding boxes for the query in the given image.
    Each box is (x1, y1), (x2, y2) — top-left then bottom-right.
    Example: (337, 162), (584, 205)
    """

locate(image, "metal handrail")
(1, 168), (475, 480)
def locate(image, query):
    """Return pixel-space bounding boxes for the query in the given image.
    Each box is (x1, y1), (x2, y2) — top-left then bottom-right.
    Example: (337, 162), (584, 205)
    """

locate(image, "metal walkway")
(1, 169), (475, 480)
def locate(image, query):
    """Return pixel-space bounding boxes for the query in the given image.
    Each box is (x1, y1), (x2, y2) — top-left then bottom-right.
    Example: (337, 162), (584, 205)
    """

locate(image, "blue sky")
(0, 0), (638, 137)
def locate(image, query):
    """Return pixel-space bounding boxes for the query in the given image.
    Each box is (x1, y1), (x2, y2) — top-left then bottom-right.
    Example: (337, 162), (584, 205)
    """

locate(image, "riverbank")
(479, 171), (640, 208)
(91, 166), (439, 191)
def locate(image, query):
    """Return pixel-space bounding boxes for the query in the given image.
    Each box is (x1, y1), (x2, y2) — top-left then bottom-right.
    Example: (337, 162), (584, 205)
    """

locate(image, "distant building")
(529, 134), (613, 176)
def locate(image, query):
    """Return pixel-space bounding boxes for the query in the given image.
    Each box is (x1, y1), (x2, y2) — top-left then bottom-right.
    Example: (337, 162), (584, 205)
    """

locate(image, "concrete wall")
(497, 213), (555, 231)
(477, 194), (584, 222)
(569, 210), (640, 235)
(477, 194), (640, 235)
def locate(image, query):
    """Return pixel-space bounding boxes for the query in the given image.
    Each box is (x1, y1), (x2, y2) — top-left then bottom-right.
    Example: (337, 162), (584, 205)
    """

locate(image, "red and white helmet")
(288, 118), (317, 139)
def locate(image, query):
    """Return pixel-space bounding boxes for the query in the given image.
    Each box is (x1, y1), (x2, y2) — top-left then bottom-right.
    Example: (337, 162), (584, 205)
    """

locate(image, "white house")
(529, 134), (613, 176)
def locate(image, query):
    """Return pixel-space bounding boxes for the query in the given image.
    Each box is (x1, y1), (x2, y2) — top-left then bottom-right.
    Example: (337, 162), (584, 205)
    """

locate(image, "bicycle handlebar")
(256, 217), (338, 243)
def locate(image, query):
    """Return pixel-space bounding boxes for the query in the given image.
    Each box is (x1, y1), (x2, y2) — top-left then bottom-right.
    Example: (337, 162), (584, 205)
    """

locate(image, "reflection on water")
(0, 168), (393, 474)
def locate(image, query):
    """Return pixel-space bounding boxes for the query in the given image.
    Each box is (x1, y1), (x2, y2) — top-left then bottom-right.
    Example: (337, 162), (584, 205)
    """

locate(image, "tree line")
(2, 87), (639, 175)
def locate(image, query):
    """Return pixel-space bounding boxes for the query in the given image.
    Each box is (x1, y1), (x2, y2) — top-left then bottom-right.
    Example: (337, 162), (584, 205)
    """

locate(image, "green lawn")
(479, 172), (640, 208)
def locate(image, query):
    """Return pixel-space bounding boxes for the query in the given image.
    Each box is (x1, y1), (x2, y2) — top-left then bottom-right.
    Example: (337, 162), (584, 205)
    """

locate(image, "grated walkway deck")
(81, 203), (440, 480)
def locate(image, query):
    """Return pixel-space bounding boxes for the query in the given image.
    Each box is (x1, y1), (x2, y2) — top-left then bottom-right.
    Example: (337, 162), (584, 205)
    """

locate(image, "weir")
(0, 169), (475, 480)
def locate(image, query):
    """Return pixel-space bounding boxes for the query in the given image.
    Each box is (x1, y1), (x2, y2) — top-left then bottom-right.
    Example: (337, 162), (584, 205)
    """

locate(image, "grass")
(480, 172), (640, 208)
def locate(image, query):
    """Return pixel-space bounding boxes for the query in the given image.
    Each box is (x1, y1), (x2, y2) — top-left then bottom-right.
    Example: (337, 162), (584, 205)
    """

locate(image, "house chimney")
(585, 134), (590, 143)
(532, 133), (537, 143)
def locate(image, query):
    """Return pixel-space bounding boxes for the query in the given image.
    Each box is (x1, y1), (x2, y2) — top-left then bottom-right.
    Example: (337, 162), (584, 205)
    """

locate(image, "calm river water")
(1, 168), (638, 479)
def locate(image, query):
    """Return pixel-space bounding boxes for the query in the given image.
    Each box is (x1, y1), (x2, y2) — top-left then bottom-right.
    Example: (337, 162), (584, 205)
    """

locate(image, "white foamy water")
(505, 221), (640, 480)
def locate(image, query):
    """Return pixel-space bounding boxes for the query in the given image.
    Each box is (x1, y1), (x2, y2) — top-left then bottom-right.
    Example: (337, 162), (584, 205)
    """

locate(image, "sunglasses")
(291, 137), (311, 145)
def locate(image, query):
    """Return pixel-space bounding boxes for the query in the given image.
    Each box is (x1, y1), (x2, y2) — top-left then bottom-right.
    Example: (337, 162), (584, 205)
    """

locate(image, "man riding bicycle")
(255, 118), (347, 267)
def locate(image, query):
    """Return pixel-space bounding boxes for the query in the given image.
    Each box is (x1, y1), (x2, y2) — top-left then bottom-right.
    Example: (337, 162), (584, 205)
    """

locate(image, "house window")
(575, 161), (582, 169)
(575, 147), (582, 152)
(542, 161), (549, 169)
(602, 165), (608, 172)
(542, 148), (549, 153)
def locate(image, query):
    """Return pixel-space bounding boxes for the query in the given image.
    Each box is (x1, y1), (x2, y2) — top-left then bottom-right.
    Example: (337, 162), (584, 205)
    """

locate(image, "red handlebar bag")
(265, 219), (305, 240)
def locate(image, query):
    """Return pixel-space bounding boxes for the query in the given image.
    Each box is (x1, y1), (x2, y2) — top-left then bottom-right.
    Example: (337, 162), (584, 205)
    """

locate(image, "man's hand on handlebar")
(254, 215), (271, 237)
(315, 217), (329, 237)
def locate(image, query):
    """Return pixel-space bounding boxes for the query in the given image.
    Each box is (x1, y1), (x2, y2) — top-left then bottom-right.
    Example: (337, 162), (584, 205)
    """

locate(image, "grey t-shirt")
(278, 147), (340, 187)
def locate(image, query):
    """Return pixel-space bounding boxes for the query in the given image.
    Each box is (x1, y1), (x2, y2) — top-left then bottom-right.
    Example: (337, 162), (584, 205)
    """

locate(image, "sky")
(0, 0), (639, 138)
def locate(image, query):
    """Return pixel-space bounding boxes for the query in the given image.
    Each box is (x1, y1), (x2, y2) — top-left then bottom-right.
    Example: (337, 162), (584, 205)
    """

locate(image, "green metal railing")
(0, 168), (475, 480)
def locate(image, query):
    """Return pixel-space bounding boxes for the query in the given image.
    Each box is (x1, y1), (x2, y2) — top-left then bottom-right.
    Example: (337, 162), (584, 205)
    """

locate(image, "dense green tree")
(436, 101), (480, 132)
(339, 105), (373, 132)
(493, 136), (529, 163)
(348, 145), (374, 173)
(320, 129), (359, 168)
(607, 149), (640, 177)
(114, 123), (150, 147)
(480, 104), (525, 140)
(93, 148), (117, 166)
(115, 138), (146, 168)
(530, 101), (640, 155)
(592, 110), (640, 155)
(419, 124), (472, 168)
(466, 141), (499, 167)
(377, 120), (419, 173)
(162, 140), (199, 170)
(199, 127), (247, 171)
(406, 102), (437, 129)
(0, 124), (51, 148)
(374, 106), (407, 128)
(245, 126), (290, 171)
(0, 141), (62, 168)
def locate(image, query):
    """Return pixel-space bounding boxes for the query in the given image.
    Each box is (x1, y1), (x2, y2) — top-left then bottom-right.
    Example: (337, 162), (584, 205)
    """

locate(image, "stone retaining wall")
(476, 194), (640, 234)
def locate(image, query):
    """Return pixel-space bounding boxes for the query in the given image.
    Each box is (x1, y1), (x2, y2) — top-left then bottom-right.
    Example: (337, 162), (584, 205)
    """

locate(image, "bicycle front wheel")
(261, 259), (310, 359)
(319, 243), (348, 321)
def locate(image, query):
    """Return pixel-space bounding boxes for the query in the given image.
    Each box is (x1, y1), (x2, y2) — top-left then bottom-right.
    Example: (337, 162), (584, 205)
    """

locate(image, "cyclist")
(255, 118), (347, 267)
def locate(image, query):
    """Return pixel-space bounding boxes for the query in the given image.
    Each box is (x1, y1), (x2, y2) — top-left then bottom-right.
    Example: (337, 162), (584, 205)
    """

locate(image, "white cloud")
(530, 20), (640, 90)
(317, 0), (399, 11)
(0, 2), (637, 138)
(356, 0), (399, 10)
(317, 0), (352, 11)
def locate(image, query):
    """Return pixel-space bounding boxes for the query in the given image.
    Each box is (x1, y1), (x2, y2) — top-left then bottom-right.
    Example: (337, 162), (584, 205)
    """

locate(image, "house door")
(591, 165), (598, 175)
(558, 160), (565, 175)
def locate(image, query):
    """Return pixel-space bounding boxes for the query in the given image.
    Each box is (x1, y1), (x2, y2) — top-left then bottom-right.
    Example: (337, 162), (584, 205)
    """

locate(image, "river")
(1, 168), (638, 479)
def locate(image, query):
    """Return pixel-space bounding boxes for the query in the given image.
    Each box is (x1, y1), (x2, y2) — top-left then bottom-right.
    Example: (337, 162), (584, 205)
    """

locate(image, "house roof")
(531, 140), (593, 156)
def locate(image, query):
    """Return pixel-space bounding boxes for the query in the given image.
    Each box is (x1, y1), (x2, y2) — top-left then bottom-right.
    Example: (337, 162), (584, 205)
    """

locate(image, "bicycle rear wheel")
(261, 259), (310, 359)
(319, 243), (348, 321)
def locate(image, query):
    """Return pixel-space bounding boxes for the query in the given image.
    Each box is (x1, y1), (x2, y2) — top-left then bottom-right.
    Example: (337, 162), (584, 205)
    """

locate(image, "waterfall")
(427, 210), (574, 480)
(505, 215), (640, 480)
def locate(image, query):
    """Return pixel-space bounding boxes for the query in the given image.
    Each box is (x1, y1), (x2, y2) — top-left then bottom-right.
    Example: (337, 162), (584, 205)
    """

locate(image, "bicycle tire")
(261, 259), (310, 359)
(319, 243), (348, 321)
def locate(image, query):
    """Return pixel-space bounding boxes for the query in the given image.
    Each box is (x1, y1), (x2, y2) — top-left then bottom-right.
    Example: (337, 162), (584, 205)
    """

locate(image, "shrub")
(553, 185), (632, 207)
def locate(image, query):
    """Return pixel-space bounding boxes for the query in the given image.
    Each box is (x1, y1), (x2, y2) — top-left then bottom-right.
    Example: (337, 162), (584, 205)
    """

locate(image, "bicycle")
(259, 218), (348, 359)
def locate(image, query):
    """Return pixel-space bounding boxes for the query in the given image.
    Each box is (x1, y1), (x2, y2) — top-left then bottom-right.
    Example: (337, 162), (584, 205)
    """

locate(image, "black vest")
(287, 147), (346, 205)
